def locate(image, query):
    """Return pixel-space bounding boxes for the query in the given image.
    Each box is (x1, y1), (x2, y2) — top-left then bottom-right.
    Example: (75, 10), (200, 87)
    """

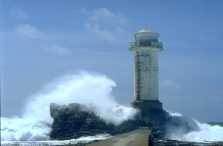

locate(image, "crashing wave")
(167, 111), (223, 142)
(1, 72), (137, 141)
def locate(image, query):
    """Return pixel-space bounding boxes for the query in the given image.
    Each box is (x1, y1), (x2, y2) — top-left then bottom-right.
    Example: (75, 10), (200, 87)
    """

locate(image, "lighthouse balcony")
(129, 41), (163, 51)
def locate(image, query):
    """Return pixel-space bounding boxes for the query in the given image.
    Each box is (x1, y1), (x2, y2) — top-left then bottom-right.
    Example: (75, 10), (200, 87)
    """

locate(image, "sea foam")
(1, 72), (137, 141)
(168, 112), (223, 142)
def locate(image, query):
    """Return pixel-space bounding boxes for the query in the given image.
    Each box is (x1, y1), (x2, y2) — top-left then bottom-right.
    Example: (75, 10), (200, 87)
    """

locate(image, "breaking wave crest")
(168, 112), (223, 142)
(1, 72), (223, 142)
(1, 72), (137, 141)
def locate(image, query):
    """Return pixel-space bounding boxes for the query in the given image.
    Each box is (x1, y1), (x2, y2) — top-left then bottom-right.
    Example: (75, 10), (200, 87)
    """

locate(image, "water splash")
(168, 111), (223, 142)
(1, 71), (137, 141)
(178, 121), (223, 142)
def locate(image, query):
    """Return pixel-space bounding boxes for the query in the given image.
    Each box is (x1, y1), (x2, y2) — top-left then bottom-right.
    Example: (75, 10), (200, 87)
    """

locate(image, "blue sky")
(1, 0), (223, 122)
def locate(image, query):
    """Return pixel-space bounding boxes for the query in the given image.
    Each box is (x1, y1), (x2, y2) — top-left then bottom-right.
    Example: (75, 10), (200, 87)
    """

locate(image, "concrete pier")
(87, 127), (150, 146)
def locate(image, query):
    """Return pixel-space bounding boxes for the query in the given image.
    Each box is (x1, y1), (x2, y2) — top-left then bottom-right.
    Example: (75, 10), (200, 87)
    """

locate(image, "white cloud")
(84, 8), (129, 43)
(15, 24), (43, 39)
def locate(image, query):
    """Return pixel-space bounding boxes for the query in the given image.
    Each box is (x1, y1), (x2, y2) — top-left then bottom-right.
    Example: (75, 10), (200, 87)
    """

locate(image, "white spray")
(168, 112), (223, 142)
(1, 72), (223, 142)
(1, 72), (137, 141)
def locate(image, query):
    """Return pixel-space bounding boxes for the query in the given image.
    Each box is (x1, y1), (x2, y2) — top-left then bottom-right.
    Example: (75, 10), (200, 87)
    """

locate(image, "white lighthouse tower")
(129, 29), (164, 114)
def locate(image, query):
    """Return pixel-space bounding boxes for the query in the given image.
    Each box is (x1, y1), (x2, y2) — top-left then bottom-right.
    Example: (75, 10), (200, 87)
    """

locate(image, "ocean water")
(2, 134), (111, 146)
(168, 112), (223, 142)
(1, 71), (223, 143)
(1, 72), (137, 141)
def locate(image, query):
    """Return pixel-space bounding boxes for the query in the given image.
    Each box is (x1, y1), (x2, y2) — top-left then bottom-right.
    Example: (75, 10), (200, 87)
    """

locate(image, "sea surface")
(1, 134), (111, 146)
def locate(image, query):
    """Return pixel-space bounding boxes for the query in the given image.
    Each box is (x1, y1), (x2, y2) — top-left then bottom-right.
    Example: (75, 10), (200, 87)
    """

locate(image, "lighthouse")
(129, 29), (166, 123)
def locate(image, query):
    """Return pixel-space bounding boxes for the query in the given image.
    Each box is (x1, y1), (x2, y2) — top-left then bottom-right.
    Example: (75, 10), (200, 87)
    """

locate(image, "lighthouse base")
(132, 100), (169, 127)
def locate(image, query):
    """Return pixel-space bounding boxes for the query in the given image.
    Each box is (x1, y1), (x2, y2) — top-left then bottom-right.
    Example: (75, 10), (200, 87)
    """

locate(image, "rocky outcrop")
(49, 102), (205, 142)
(133, 100), (200, 139)
(50, 103), (113, 140)
(49, 103), (147, 140)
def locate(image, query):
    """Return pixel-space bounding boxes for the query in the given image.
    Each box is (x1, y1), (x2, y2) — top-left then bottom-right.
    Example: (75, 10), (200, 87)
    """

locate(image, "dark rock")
(49, 102), (205, 141)
(50, 103), (143, 140)
(50, 103), (115, 140)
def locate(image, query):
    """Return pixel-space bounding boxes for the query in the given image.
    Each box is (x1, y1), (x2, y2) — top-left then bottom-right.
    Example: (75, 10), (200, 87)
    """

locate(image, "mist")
(1, 71), (137, 141)
(167, 112), (223, 142)
(1, 71), (223, 142)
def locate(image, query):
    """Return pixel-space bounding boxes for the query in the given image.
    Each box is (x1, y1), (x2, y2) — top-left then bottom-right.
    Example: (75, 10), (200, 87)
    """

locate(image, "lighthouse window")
(139, 40), (151, 46)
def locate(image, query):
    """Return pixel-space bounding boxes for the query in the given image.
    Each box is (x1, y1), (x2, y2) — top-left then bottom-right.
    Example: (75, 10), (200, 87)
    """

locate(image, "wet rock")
(50, 103), (144, 140)
(49, 102), (206, 142)
(50, 103), (115, 140)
